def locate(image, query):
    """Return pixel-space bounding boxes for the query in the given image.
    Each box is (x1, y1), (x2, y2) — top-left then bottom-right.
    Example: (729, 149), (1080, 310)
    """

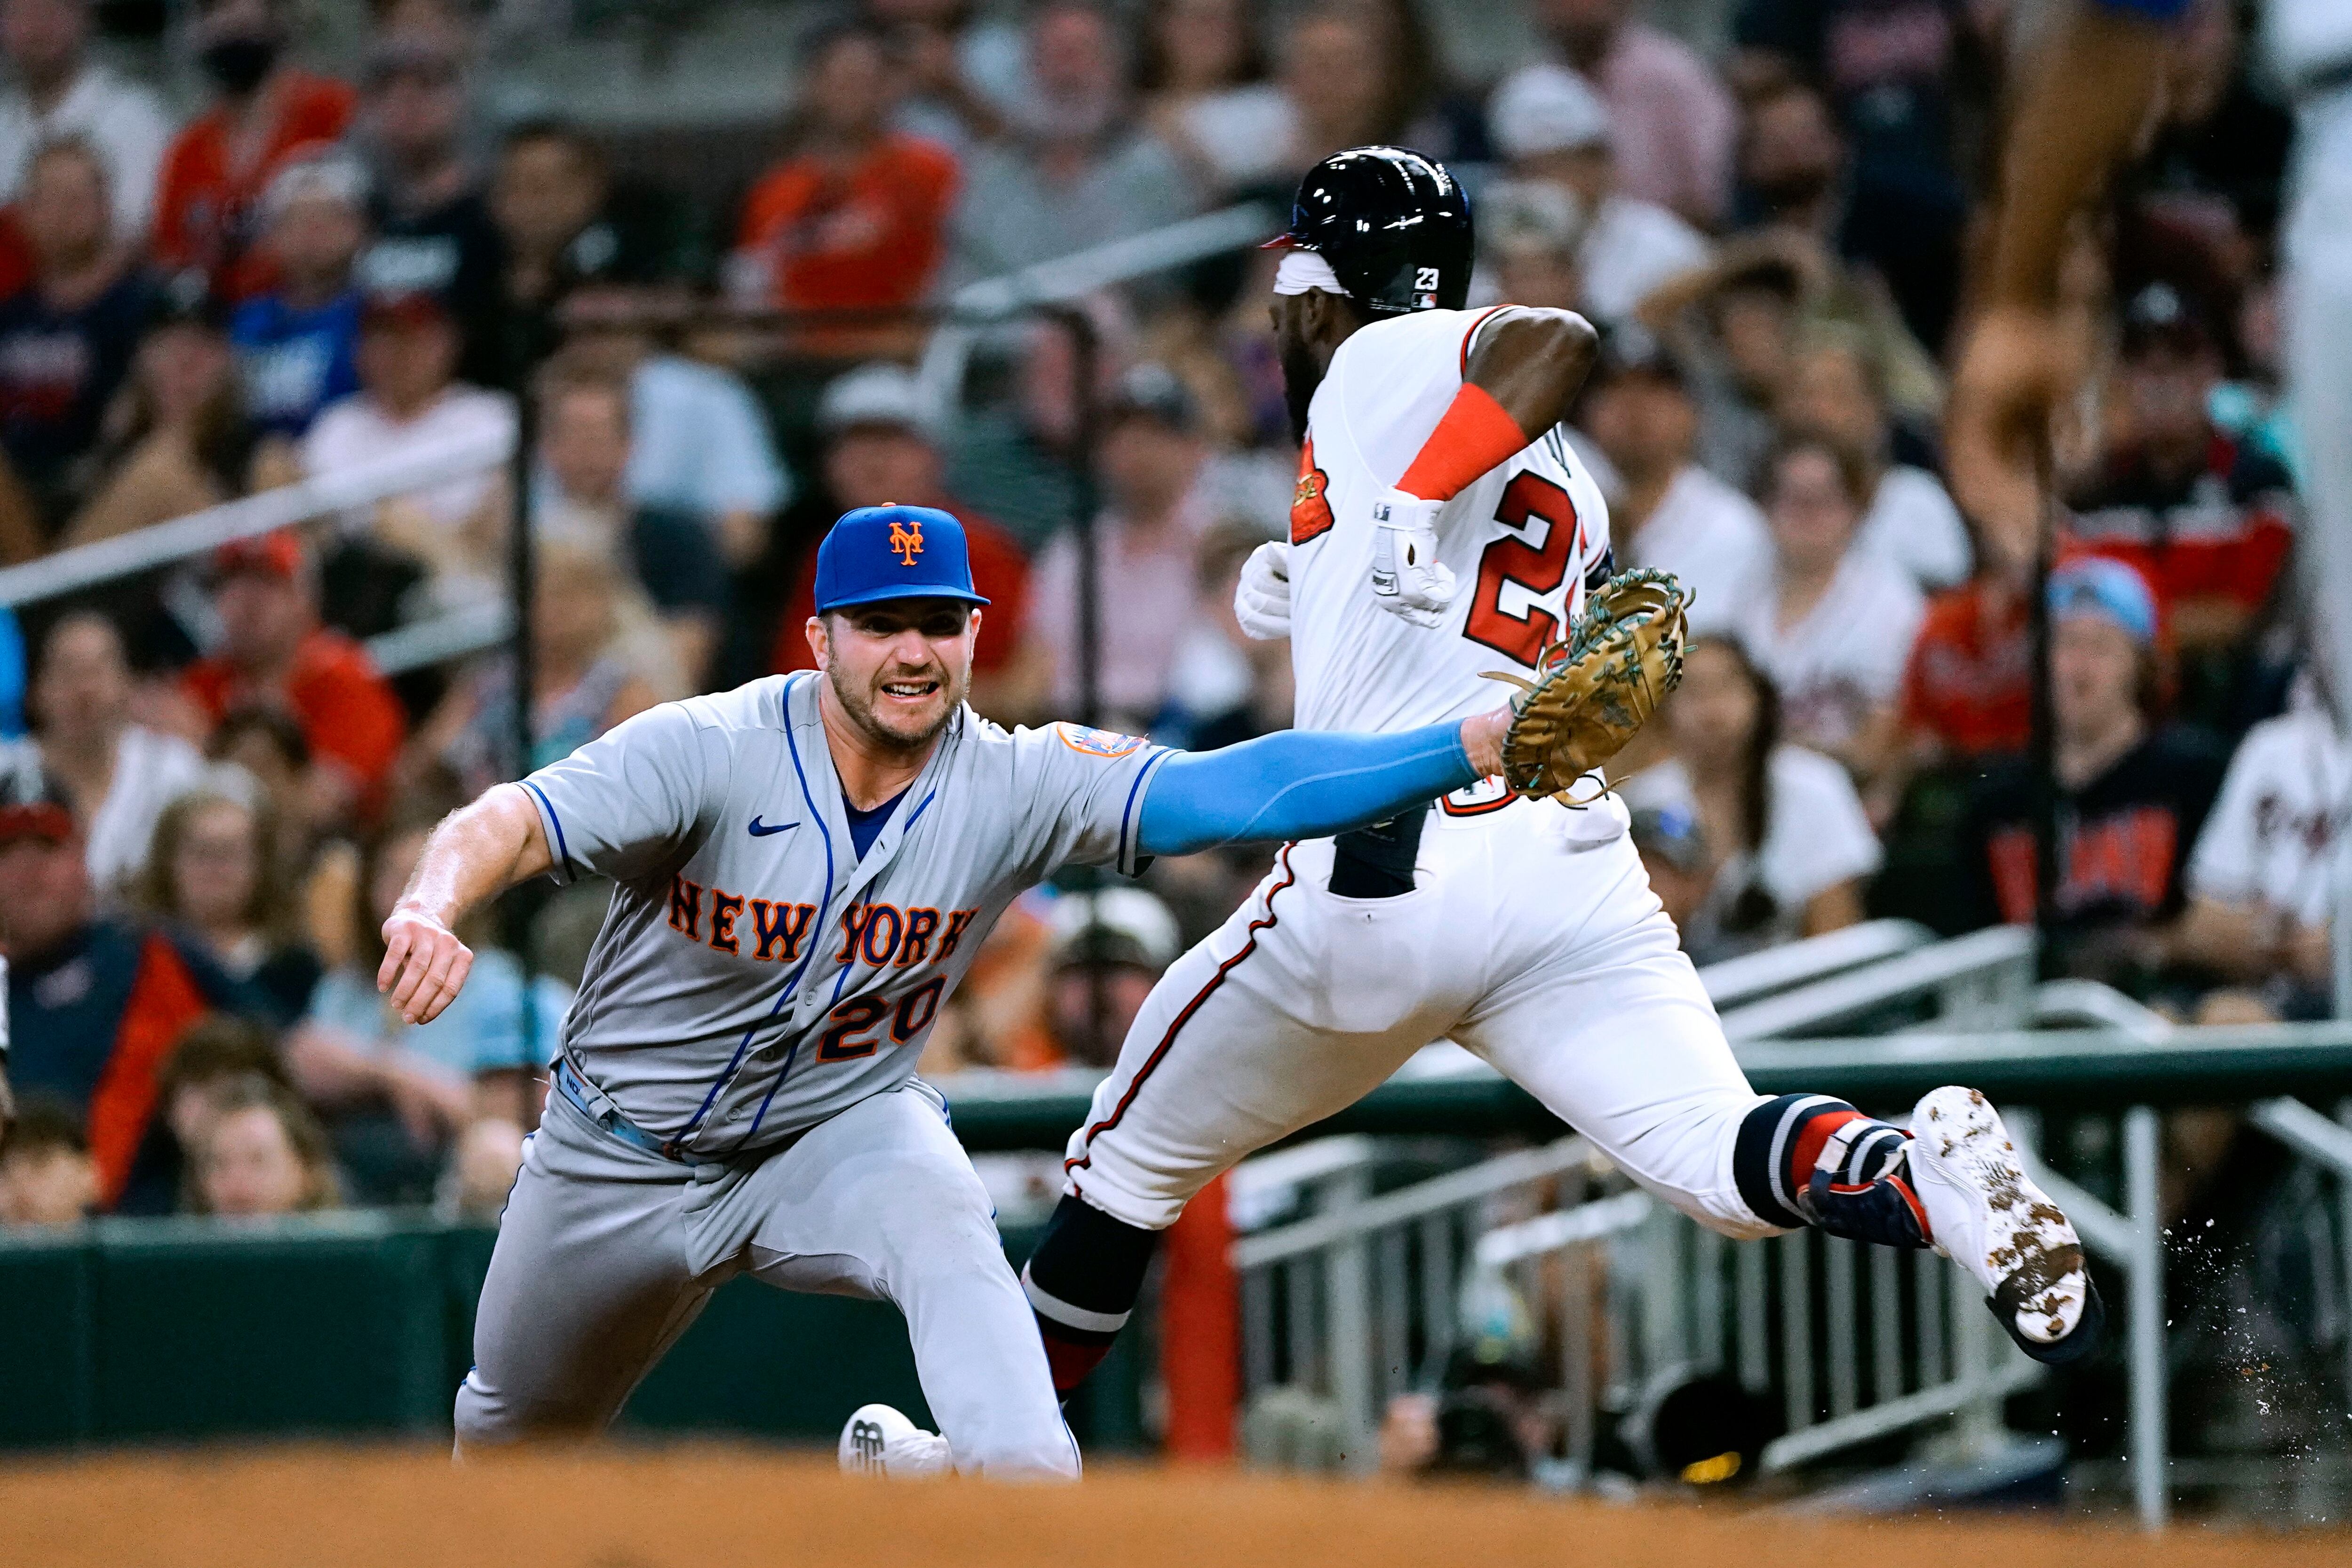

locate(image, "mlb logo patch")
(1055, 724), (1148, 759)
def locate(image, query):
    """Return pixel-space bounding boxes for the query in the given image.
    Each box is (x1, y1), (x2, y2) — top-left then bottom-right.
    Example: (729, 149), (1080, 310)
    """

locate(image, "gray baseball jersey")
(519, 672), (1168, 1160)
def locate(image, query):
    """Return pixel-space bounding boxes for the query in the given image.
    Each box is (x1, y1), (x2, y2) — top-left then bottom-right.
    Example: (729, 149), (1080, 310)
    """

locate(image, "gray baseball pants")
(453, 1078), (1080, 1478)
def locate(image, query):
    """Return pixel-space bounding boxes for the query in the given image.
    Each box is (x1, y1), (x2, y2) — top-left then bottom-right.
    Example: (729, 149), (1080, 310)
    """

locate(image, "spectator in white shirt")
(2173, 678), (2352, 1017)
(1624, 635), (1879, 959)
(1578, 329), (1770, 636)
(554, 285), (789, 571)
(301, 290), (515, 599)
(1779, 326), (1971, 592)
(7, 611), (206, 896)
(1486, 61), (1708, 326)
(1735, 435), (1924, 774)
(0, 0), (172, 242)
(1134, 0), (1294, 195)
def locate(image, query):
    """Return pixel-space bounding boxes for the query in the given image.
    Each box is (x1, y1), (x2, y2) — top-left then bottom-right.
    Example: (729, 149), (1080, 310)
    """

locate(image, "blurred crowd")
(0, 0), (2328, 1239)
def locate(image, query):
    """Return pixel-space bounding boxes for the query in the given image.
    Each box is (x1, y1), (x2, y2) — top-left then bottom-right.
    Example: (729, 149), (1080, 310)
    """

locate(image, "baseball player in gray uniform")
(377, 503), (1532, 1478)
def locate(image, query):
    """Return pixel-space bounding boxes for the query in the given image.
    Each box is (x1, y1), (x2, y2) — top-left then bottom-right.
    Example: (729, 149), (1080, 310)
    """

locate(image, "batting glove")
(1369, 490), (1455, 628)
(1233, 540), (1292, 639)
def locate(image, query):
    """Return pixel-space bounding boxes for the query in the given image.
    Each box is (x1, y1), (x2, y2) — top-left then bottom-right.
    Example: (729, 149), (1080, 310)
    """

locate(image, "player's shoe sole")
(838, 1402), (952, 1478)
(1908, 1086), (2105, 1365)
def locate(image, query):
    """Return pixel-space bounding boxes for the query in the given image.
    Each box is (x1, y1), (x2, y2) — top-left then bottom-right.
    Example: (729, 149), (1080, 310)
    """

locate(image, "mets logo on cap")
(814, 504), (992, 613)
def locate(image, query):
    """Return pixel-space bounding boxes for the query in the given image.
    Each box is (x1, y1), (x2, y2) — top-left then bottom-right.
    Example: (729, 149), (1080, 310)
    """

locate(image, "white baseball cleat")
(1908, 1085), (2105, 1364)
(838, 1403), (952, 1478)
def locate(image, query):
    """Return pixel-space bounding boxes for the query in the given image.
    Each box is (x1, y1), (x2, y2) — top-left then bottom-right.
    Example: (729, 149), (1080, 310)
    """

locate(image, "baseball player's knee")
(452, 1367), (602, 1451)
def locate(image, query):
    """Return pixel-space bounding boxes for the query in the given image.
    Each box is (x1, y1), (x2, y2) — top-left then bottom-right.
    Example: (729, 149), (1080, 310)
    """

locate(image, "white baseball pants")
(1062, 799), (1778, 1238)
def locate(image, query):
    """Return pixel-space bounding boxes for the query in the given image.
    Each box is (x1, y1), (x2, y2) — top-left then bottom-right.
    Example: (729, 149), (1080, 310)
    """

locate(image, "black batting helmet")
(1265, 146), (1473, 316)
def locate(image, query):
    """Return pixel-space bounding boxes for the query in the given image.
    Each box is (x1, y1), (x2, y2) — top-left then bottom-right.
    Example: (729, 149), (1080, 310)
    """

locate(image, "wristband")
(1395, 382), (1528, 502)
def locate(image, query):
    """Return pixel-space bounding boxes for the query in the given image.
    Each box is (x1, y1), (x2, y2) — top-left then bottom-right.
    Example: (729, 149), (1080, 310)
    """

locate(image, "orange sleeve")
(149, 136), (201, 269)
(87, 935), (211, 1210)
(737, 167), (792, 249)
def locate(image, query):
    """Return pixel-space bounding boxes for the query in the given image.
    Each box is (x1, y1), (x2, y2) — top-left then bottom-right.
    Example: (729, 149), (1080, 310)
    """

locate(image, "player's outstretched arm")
(1135, 710), (1509, 857)
(378, 784), (556, 1026)
(1946, 0), (2177, 571)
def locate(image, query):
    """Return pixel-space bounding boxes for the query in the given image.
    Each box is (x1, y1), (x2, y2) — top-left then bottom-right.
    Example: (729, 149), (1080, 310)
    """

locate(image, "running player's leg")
(1455, 832), (2097, 1358)
(1025, 842), (1454, 1394)
(454, 1095), (716, 1449)
(723, 1082), (1080, 1480)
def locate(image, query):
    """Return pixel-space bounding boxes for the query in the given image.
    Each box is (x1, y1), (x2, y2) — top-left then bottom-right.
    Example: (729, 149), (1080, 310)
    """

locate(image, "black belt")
(1329, 805), (1428, 898)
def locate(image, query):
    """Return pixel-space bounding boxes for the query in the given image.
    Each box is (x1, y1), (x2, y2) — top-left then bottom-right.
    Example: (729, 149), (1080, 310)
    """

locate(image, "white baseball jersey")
(1286, 306), (1616, 738)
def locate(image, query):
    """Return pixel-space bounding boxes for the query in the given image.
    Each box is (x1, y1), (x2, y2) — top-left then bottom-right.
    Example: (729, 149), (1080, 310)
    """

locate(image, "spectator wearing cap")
(1045, 886), (1180, 1067)
(0, 0), (173, 244)
(733, 21), (959, 362)
(1623, 635), (1878, 960)
(1023, 362), (1212, 733)
(1475, 180), (1589, 314)
(1486, 62), (1708, 326)
(300, 289), (515, 593)
(1578, 331), (1770, 635)
(0, 760), (258, 1214)
(353, 29), (504, 390)
(1956, 558), (2228, 984)
(2169, 672), (2352, 1020)
(949, 0), (1194, 286)
(0, 136), (151, 533)
(551, 287), (788, 571)
(180, 531), (407, 828)
(2067, 284), (2296, 669)
(227, 151), (367, 440)
(1778, 324), (1970, 593)
(533, 367), (728, 684)
(1628, 804), (1711, 954)
(2, 611), (206, 898)
(771, 362), (1034, 719)
(151, 0), (357, 302)
(1528, 0), (1734, 229)
(1735, 434), (1924, 774)
(55, 281), (250, 549)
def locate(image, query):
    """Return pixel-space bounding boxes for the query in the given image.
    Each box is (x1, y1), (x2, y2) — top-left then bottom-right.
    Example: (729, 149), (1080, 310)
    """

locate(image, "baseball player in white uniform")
(924, 149), (2106, 1435)
(376, 501), (1570, 1478)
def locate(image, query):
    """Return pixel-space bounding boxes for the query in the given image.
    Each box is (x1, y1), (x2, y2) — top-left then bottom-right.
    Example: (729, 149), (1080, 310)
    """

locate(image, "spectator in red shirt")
(734, 20), (958, 360)
(769, 362), (1035, 720)
(151, 0), (356, 302)
(180, 530), (406, 828)
(2069, 283), (2294, 628)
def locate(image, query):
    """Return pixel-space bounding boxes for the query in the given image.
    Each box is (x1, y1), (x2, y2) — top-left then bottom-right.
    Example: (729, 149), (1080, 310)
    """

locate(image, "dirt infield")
(8, 1446), (2347, 1568)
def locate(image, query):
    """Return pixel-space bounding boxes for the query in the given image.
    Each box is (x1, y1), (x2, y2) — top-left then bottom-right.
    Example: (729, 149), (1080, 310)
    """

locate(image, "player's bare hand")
(1461, 707), (1510, 780)
(1370, 491), (1454, 628)
(1947, 306), (2083, 575)
(379, 904), (475, 1026)
(1233, 540), (1292, 639)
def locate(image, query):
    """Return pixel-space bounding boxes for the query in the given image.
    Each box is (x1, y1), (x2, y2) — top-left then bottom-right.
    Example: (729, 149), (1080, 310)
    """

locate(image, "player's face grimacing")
(809, 598), (979, 752)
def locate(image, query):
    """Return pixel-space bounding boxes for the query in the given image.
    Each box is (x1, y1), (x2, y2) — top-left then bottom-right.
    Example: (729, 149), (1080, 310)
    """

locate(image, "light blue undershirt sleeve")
(1135, 722), (1479, 857)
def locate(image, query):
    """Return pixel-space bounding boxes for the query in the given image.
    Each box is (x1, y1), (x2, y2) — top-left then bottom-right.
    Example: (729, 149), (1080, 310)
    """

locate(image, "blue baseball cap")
(812, 504), (992, 614)
(2049, 557), (2157, 647)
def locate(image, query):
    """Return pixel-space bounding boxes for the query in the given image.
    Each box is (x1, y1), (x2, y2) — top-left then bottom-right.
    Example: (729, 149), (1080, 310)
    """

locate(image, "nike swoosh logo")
(747, 817), (797, 837)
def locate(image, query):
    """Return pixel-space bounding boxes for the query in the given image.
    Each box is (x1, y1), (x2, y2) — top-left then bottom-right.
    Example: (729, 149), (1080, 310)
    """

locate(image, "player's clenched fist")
(379, 903), (475, 1025)
(1368, 489), (1454, 627)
